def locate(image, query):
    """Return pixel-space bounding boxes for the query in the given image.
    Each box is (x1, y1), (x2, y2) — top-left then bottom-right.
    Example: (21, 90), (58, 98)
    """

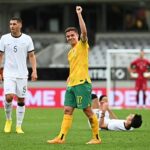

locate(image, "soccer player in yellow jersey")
(47, 6), (101, 144)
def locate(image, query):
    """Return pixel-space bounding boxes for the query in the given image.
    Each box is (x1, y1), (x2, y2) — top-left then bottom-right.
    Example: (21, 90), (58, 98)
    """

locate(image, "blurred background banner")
(0, 87), (149, 108)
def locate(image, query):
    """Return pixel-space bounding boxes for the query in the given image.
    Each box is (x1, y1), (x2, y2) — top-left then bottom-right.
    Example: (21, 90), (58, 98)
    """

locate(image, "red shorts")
(135, 79), (147, 90)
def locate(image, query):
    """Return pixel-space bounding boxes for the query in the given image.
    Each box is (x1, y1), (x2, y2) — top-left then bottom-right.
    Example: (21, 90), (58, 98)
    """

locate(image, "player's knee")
(64, 107), (73, 115)
(17, 102), (25, 107)
(83, 107), (93, 118)
(5, 95), (13, 103)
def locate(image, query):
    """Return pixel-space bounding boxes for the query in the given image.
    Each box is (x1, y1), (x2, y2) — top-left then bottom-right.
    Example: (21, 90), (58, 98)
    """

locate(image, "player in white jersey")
(0, 17), (37, 134)
(91, 94), (142, 131)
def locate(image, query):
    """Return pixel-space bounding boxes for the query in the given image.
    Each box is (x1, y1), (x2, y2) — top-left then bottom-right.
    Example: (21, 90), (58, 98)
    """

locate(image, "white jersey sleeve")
(107, 119), (133, 131)
(0, 36), (5, 52)
(99, 110), (110, 119)
(27, 36), (34, 52)
(99, 110), (111, 129)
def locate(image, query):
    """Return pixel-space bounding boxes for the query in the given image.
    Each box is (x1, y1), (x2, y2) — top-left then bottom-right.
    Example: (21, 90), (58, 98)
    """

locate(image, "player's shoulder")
(131, 58), (140, 64)
(135, 58), (140, 62)
(1, 33), (11, 39)
(22, 33), (31, 38)
(78, 40), (89, 48)
(143, 58), (150, 63)
(0, 33), (12, 43)
(21, 33), (33, 40)
(79, 39), (88, 44)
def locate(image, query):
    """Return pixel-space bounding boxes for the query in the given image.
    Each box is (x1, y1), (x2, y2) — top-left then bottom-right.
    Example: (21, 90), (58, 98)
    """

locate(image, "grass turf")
(0, 108), (149, 150)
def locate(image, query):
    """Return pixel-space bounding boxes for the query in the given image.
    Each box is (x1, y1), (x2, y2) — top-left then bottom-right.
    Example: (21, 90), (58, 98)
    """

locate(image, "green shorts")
(64, 82), (92, 109)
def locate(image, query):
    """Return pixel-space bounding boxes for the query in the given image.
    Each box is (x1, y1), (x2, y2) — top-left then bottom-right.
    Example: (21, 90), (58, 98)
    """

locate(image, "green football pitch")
(0, 108), (149, 150)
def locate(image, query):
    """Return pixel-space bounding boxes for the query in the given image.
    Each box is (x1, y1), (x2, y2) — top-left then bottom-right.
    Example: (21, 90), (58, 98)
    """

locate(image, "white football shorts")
(4, 77), (27, 98)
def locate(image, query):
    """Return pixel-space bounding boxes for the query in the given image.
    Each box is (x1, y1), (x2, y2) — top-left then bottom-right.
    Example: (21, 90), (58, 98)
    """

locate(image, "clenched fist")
(76, 6), (82, 14)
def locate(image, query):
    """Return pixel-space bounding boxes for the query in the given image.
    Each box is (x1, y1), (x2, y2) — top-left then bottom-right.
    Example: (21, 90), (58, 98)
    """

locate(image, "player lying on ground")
(91, 94), (142, 131)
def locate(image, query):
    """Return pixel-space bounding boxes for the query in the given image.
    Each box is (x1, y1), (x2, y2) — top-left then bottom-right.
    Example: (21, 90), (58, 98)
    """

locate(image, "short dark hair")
(91, 94), (97, 100)
(10, 17), (22, 23)
(131, 114), (142, 128)
(65, 27), (78, 34)
(99, 95), (107, 102)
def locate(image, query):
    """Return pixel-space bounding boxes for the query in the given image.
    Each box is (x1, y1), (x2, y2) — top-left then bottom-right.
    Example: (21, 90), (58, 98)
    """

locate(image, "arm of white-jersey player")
(99, 102), (109, 129)
(107, 107), (118, 119)
(28, 51), (38, 81)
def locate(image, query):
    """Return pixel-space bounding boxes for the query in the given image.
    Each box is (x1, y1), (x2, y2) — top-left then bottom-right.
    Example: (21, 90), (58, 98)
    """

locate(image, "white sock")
(4, 101), (12, 120)
(16, 105), (25, 127)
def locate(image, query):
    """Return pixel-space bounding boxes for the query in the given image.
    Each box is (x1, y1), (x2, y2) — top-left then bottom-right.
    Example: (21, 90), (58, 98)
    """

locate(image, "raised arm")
(76, 6), (87, 42)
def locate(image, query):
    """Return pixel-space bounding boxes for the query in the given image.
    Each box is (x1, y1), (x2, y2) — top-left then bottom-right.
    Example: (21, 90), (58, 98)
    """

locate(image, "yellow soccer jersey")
(67, 40), (91, 86)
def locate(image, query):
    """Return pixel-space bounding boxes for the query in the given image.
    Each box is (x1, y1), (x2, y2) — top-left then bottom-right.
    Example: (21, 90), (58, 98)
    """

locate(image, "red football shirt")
(131, 58), (150, 90)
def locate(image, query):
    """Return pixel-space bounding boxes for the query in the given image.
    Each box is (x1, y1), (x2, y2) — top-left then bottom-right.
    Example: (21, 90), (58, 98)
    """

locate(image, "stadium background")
(0, 0), (150, 108)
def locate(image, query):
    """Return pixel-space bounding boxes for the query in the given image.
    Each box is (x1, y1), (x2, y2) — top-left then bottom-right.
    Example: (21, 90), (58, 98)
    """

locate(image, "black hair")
(131, 114), (142, 128)
(99, 95), (107, 102)
(10, 17), (22, 23)
(91, 93), (97, 100)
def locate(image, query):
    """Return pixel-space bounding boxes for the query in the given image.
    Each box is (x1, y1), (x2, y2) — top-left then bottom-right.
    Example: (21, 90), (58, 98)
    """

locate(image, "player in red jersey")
(128, 50), (150, 106)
